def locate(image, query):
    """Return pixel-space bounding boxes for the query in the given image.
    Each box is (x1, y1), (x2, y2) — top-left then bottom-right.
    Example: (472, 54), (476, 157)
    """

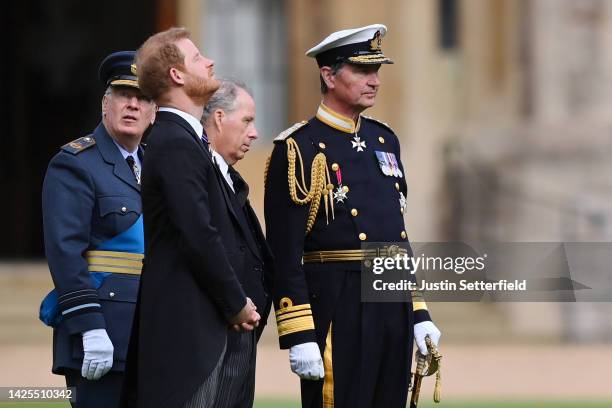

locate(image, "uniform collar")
(316, 102), (361, 134)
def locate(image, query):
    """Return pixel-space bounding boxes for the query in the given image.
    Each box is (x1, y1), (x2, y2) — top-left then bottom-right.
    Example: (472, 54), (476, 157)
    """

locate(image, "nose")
(367, 71), (380, 87)
(204, 57), (215, 68)
(249, 125), (259, 140)
(127, 95), (140, 109)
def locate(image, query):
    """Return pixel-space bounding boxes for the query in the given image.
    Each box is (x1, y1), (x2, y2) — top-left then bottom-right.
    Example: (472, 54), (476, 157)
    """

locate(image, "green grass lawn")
(1, 399), (610, 408)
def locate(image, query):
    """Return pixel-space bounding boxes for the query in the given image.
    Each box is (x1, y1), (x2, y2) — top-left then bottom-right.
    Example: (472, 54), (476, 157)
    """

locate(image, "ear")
(102, 93), (109, 117)
(169, 67), (185, 86)
(150, 107), (157, 125)
(320, 66), (336, 91)
(213, 109), (225, 133)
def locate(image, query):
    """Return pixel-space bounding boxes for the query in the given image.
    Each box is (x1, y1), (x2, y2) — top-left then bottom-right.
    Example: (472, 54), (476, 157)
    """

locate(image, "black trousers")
(301, 272), (414, 408)
(65, 369), (124, 408)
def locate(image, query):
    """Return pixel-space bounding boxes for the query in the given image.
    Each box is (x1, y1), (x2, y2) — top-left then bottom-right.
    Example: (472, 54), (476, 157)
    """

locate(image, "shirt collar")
(111, 139), (142, 172)
(111, 139), (138, 159)
(158, 107), (204, 138)
(211, 149), (229, 175)
(315, 102), (361, 134)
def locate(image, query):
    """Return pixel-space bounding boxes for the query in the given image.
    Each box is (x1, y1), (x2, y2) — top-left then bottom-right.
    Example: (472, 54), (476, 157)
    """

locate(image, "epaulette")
(274, 121), (309, 143)
(61, 136), (96, 155)
(361, 115), (395, 134)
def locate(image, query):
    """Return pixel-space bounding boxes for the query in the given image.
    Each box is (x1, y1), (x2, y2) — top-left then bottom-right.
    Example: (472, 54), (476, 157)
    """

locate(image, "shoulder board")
(61, 135), (96, 155)
(274, 121), (309, 143)
(361, 115), (395, 134)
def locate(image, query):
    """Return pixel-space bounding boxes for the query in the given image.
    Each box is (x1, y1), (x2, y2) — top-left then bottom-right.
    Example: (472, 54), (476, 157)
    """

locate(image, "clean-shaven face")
(217, 88), (258, 165)
(331, 63), (381, 111)
(102, 86), (155, 139)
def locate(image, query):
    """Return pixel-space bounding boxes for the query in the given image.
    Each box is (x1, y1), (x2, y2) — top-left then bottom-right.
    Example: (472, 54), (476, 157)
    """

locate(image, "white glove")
(414, 321), (441, 355)
(289, 342), (325, 380)
(81, 329), (114, 380)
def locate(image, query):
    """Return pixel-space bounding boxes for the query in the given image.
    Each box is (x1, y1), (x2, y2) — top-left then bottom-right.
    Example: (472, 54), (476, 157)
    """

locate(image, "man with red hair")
(125, 28), (260, 408)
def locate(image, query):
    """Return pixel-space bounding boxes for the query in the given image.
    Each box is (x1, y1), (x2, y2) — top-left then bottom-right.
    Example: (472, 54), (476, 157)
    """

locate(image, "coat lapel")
(94, 123), (140, 192)
(156, 111), (240, 222)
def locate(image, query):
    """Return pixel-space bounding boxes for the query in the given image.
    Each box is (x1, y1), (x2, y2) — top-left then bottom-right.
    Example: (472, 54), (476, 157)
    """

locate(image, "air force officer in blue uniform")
(40, 51), (156, 407)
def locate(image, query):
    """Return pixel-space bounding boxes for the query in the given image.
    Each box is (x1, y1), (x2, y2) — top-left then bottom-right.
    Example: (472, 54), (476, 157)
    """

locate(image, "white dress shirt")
(211, 150), (235, 193)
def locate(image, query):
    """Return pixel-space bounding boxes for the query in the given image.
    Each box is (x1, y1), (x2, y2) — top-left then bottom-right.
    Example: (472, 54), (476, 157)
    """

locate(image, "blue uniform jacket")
(42, 123), (143, 374)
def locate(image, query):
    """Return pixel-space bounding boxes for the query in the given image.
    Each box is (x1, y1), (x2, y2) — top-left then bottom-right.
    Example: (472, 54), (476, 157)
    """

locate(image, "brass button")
(331, 163), (339, 171)
(109, 292), (115, 298)
(401, 231), (407, 239)
(379, 136), (385, 144)
(395, 183), (400, 191)
(400, 207), (404, 214)
(342, 185), (349, 193)
(319, 142), (326, 149)
(351, 208), (358, 217)
(359, 233), (367, 241)
(121, 206), (127, 213)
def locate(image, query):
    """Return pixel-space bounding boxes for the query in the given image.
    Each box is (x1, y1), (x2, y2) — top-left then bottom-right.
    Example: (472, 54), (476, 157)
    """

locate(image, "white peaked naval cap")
(306, 24), (393, 67)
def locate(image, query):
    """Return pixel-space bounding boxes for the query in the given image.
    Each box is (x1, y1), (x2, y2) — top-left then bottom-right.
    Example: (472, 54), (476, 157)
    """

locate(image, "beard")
(184, 72), (220, 106)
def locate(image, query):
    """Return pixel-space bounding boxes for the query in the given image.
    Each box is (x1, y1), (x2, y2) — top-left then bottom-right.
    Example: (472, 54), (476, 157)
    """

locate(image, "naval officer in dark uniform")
(40, 51), (155, 407)
(264, 24), (441, 408)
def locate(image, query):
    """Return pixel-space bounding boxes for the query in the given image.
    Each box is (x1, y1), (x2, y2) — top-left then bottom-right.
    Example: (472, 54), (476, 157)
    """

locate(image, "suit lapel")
(210, 159), (240, 226)
(156, 111), (210, 159)
(157, 112), (241, 223)
(223, 167), (263, 262)
(94, 123), (140, 192)
(245, 200), (273, 262)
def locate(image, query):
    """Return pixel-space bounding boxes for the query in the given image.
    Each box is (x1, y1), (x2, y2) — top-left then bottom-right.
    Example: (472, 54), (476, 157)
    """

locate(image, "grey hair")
(320, 61), (345, 94)
(202, 78), (253, 125)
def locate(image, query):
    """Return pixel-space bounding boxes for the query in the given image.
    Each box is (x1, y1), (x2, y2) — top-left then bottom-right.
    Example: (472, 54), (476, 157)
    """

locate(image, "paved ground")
(1, 262), (611, 400)
(1, 342), (611, 400)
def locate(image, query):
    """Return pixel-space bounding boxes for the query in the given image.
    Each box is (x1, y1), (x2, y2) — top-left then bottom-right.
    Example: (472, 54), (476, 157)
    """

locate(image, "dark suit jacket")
(222, 165), (275, 343)
(127, 111), (251, 408)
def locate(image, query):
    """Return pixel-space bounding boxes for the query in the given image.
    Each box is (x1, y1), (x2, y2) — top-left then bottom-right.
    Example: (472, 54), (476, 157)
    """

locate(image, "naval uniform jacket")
(42, 123), (143, 374)
(264, 104), (433, 407)
(265, 104), (432, 348)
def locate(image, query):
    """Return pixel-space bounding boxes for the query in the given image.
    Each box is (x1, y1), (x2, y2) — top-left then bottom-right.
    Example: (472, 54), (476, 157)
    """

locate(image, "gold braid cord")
(264, 154), (272, 187)
(286, 137), (333, 234)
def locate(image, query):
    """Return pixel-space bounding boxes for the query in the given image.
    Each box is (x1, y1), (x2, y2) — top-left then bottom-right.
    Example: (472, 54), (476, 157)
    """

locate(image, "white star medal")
(334, 185), (348, 203)
(351, 135), (366, 152)
(399, 191), (407, 211)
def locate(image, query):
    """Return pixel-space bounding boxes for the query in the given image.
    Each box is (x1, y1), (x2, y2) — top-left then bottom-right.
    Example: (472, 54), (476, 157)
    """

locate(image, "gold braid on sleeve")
(286, 137), (334, 234)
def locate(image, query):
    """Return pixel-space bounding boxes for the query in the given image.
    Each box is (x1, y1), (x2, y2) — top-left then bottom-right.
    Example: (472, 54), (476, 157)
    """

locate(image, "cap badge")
(370, 31), (382, 51)
(130, 64), (138, 75)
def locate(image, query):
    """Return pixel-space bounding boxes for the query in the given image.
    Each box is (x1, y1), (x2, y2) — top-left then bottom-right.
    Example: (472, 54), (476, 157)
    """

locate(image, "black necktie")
(125, 156), (140, 184)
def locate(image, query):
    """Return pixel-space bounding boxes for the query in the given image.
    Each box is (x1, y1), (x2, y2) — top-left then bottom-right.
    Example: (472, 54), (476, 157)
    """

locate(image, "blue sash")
(39, 215), (144, 327)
